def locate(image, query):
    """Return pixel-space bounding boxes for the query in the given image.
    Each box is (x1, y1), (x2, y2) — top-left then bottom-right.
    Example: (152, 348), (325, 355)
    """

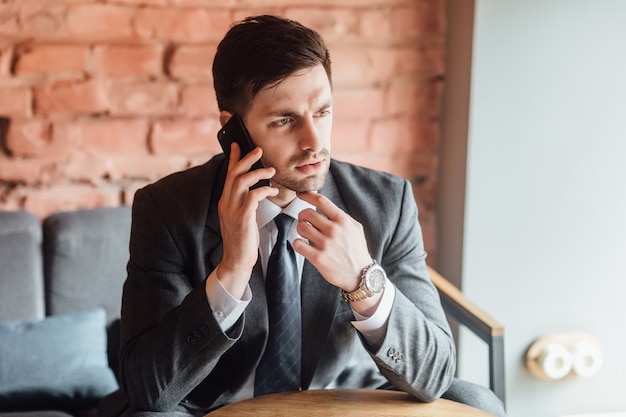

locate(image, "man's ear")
(219, 111), (233, 127)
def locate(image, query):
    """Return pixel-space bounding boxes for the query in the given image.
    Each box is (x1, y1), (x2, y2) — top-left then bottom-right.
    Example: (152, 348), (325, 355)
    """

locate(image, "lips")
(295, 159), (323, 175)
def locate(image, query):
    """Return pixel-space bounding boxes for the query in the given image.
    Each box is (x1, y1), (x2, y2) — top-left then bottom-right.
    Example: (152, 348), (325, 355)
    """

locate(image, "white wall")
(448, 1), (626, 416)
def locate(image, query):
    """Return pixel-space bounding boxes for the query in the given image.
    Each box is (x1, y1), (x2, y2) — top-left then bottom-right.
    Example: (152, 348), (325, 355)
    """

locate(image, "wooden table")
(205, 389), (495, 416)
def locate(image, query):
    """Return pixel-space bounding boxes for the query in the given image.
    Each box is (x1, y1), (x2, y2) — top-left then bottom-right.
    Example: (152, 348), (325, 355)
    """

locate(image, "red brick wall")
(0, 0), (445, 260)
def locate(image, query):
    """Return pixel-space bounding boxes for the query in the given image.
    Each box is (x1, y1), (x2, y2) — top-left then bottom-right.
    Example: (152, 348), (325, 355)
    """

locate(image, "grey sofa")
(0, 206), (505, 417)
(0, 207), (131, 417)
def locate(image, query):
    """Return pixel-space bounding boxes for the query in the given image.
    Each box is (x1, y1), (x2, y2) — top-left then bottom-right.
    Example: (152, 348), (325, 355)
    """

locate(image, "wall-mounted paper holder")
(525, 332), (603, 381)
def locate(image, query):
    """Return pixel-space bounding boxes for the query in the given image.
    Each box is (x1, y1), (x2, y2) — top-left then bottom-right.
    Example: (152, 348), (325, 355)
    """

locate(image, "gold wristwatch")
(341, 260), (387, 302)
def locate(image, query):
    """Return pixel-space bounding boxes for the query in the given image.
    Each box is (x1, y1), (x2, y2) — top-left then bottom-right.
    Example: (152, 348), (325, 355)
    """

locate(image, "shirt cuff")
(350, 278), (395, 348)
(205, 269), (251, 332)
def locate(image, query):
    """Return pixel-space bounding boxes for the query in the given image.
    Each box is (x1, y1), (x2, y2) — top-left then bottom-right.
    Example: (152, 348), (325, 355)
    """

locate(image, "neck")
(268, 186), (297, 208)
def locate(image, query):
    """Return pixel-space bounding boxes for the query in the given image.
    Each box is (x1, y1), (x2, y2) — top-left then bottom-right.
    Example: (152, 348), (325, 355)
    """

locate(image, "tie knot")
(274, 213), (294, 241)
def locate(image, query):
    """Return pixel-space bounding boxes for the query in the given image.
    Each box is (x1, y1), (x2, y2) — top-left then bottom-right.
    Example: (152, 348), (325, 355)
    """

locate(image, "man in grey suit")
(102, 14), (505, 417)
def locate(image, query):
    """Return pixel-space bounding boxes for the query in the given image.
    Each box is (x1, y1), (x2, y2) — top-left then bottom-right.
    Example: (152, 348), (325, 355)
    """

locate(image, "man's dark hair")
(212, 15), (332, 115)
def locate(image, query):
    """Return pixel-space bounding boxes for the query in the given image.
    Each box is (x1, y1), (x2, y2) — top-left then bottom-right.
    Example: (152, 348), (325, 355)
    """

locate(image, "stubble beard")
(263, 149), (331, 193)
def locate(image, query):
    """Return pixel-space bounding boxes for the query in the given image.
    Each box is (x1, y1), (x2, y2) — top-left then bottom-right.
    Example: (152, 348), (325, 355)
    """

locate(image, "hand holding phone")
(217, 115), (271, 189)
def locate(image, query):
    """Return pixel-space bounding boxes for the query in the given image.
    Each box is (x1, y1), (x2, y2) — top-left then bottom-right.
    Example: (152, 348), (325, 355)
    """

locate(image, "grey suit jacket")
(115, 155), (456, 415)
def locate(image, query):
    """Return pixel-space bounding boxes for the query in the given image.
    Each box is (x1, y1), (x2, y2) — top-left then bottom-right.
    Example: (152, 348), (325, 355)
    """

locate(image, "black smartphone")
(217, 114), (270, 189)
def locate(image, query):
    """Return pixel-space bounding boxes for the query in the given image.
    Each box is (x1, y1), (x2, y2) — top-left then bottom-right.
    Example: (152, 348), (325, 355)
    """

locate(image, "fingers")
(225, 143), (275, 191)
(296, 191), (343, 221)
(292, 192), (372, 291)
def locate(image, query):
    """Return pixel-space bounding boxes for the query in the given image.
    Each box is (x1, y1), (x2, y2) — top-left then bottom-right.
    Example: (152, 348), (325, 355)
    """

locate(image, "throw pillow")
(0, 308), (118, 411)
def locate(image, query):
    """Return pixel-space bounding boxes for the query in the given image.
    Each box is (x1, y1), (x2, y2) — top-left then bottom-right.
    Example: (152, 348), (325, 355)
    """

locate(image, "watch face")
(366, 266), (386, 293)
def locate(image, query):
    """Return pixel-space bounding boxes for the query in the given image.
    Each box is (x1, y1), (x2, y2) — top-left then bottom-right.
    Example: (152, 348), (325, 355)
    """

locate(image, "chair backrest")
(43, 206), (132, 377)
(0, 210), (45, 322)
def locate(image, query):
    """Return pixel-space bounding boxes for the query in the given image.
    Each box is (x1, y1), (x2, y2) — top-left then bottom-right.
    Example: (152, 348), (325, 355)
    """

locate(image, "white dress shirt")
(205, 196), (396, 402)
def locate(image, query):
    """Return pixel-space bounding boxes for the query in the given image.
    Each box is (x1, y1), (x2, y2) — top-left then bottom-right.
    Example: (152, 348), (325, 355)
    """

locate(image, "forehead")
(250, 65), (332, 115)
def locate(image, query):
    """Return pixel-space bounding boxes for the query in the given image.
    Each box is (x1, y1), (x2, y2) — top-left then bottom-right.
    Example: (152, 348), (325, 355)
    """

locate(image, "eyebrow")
(266, 101), (334, 118)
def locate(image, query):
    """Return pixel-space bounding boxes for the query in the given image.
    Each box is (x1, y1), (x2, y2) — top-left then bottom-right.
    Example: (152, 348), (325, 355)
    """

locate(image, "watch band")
(340, 260), (378, 302)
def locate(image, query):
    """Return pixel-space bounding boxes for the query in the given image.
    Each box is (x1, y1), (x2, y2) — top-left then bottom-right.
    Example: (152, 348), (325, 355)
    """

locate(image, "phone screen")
(217, 115), (270, 189)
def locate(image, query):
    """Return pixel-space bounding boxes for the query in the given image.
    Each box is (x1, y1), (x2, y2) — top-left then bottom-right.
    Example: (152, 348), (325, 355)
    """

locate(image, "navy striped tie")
(254, 213), (301, 396)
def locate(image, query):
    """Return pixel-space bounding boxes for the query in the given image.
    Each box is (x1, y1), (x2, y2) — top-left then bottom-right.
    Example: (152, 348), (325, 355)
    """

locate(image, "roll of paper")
(537, 343), (573, 380)
(571, 341), (603, 377)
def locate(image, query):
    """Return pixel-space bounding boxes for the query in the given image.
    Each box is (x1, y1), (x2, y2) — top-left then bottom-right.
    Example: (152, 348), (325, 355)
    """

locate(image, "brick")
(5, 118), (51, 157)
(53, 118), (150, 155)
(360, 3), (445, 44)
(114, 0), (166, 5)
(35, 78), (108, 115)
(331, 119), (370, 153)
(285, 8), (359, 43)
(59, 154), (110, 183)
(260, 0), (417, 5)
(0, 191), (21, 211)
(0, 155), (45, 183)
(19, 2), (67, 40)
(23, 185), (121, 219)
(232, 8), (283, 24)
(392, 6), (430, 39)
(46, 120), (85, 159)
(66, 4), (134, 41)
(187, 152), (216, 169)
(370, 116), (438, 155)
(93, 44), (164, 78)
(414, 176), (438, 211)
(135, 8), (231, 42)
(151, 118), (221, 155)
(180, 84), (218, 117)
(410, 39), (445, 77)
(168, 45), (215, 80)
(109, 154), (188, 181)
(332, 87), (385, 120)
(414, 0), (446, 37)
(0, 85), (32, 117)
(387, 77), (441, 118)
(408, 151), (438, 184)
(14, 44), (89, 76)
(370, 117), (412, 154)
(360, 9), (394, 43)
(172, 0), (237, 5)
(107, 81), (178, 116)
(0, 3), (20, 39)
(336, 151), (395, 175)
(0, 45), (13, 77)
(331, 48), (380, 89)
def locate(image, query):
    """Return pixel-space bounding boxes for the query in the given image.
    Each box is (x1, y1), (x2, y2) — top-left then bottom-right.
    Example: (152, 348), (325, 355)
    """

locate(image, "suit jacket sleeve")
(374, 178), (456, 402)
(331, 164), (456, 402)
(117, 162), (240, 412)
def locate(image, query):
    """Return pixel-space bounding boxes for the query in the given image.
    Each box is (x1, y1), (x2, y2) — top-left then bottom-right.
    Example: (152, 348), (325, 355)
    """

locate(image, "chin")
(275, 175), (327, 194)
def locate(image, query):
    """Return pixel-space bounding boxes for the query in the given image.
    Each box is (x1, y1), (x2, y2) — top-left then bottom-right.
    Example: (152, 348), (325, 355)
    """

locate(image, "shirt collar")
(257, 196), (316, 229)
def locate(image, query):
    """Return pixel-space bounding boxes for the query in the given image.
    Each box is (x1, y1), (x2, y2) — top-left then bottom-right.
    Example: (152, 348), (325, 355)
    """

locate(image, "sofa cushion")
(43, 207), (131, 322)
(0, 211), (44, 322)
(0, 308), (118, 411)
(43, 206), (132, 380)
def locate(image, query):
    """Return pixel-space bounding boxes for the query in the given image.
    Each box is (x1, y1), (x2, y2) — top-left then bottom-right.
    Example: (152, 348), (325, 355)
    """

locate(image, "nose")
(298, 117), (323, 153)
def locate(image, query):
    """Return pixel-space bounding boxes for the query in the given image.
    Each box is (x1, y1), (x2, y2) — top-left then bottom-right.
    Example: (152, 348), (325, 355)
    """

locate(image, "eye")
(272, 117), (292, 127)
(316, 107), (332, 117)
